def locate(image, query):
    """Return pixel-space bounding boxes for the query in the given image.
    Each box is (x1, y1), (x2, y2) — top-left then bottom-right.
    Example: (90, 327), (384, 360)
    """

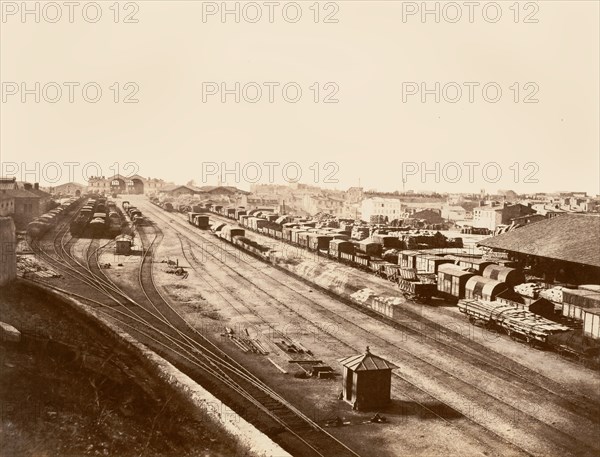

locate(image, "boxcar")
(398, 250), (421, 269)
(354, 254), (370, 269)
(416, 255), (454, 275)
(194, 215), (210, 230)
(437, 264), (476, 299)
(308, 234), (333, 251)
(188, 212), (201, 225)
(356, 240), (383, 258)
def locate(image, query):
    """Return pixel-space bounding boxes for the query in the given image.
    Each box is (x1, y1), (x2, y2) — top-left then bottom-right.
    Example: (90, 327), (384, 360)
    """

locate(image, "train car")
(226, 208), (236, 218)
(235, 209), (247, 220)
(210, 222), (227, 235)
(482, 264), (525, 287)
(297, 232), (310, 248)
(354, 253), (370, 270)
(328, 239), (355, 260)
(27, 220), (51, 239)
(188, 212), (201, 225)
(458, 299), (570, 345)
(447, 256), (495, 275)
(437, 264), (476, 299)
(194, 215), (210, 230)
(398, 250), (421, 269)
(307, 234), (333, 252)
(464, 276), (507, 301)
(220, 225), (245, 242)
(355, 240), (383, 258)
(372, 234), (401, 250)
(89, 216), (107, 236)
(107, 212), (122, 237)
(415, 255), (453, 275)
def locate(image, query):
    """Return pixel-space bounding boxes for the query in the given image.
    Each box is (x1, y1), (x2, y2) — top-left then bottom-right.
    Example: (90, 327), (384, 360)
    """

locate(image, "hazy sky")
(1, 1), (598, 195)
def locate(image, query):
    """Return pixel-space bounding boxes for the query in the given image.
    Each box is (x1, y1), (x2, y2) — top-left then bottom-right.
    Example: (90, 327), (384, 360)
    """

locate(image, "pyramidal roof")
(338, 347), (398, 371)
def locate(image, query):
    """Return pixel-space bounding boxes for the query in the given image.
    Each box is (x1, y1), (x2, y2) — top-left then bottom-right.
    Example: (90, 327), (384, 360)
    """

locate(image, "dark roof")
(478, 214), (600, 268)
(339, 349), (398, 371)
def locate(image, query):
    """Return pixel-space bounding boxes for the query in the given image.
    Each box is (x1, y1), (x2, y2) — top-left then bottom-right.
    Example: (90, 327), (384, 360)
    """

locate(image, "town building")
(473, 203), (536, 231)
(441, 204), (467, 221)
(360, 197), (403, 223)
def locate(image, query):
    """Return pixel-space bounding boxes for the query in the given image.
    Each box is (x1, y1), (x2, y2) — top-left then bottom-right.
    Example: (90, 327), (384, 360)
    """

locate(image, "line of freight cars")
(70, 196), (123, 237)
(195, 203), (503, 301)
(26, 197), (82, 239)
(151, 201), (595, 359)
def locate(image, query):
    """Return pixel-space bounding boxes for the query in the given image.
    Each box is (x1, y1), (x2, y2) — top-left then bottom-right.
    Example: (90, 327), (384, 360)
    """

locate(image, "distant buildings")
(0, 178), (53, 228)
(50, 182), (85, 197)
(473, 203), (536, 231)
(88, 174), (168, 195)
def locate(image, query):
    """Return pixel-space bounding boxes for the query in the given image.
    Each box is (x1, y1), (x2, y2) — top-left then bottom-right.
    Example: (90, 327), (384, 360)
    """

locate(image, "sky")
(1, 1), (598, 195)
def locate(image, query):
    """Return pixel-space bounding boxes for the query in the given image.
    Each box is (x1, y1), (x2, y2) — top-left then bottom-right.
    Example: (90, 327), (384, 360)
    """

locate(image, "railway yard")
(6, 194), (600, 457)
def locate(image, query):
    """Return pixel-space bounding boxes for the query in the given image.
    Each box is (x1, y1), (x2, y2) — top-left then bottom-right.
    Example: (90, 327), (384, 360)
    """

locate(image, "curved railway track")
(27, 207), (363, 457)
(141, 201), (600, 457)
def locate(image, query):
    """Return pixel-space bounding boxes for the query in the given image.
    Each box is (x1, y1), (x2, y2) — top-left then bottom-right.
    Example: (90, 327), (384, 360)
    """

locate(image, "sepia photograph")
(0, 1), (599, 456)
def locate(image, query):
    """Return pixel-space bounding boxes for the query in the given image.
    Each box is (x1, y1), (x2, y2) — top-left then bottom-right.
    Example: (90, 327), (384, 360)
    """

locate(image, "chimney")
(34, 183), (39, 190)
(24, 183), (32, 190)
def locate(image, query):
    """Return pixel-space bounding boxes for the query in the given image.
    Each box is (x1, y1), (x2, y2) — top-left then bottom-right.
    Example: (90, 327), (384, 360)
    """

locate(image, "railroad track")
(204, 209), (600, 411)
(27, 210), (362, 457)
(141, 201), (600, 457)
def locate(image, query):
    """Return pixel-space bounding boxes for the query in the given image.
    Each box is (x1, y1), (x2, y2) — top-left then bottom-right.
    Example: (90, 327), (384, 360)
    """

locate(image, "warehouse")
(478, 214), (600, 285)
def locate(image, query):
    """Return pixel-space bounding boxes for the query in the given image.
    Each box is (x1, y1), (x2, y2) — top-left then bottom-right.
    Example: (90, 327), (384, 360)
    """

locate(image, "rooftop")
(339, 347), (398, 371)
(478, 214), (600, 268)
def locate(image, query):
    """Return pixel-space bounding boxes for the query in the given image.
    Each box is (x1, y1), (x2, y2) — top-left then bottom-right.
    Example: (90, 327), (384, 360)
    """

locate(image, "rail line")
(141, 201), (600, 457)
(28, 208), (363, 457)
(203, 208), (600, 413)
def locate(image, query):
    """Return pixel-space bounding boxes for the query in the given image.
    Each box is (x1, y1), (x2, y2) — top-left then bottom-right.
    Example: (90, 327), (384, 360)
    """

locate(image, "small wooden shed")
(115, 235), (133, 255)
(339, 347), (398, 411)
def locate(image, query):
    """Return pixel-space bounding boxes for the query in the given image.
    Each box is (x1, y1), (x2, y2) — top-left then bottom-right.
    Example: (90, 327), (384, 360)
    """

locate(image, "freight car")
(193, 215), (210, 230)
(464, 276), (507, 301)
(482, 264), (525, 287)
(457, 299), (570, 346)
(219, 225), (245, 243)
(437, 264), (476, 299)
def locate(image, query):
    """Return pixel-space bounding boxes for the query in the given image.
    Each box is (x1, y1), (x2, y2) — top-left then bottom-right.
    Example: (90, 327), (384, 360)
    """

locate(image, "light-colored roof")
(339, 349), (398, 371)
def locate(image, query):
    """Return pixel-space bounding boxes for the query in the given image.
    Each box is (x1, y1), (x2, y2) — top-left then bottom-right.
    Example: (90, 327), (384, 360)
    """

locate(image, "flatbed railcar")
(457, 299), (570, 346)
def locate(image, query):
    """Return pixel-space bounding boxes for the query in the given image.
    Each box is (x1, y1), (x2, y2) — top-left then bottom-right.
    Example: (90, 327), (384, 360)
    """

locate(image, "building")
(473, 203), (536, 231)
(302, 194), (345, 216)
(339, 347), (397, 411)
(0, 192), (15, 217)
(88, 174), (168, 195)
(0, 177), (18, 191)
(0, 217), (17, 286)
(158, 184), (203, 198)
(360, 197), (403, 222)
(2, 189), (40, 228)
(50, 182), (86, 197)
(478, 214), (600, 285)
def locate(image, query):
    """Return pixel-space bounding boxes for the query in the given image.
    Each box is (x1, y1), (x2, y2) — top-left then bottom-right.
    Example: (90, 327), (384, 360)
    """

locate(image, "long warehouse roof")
(478, 214), (600, 268)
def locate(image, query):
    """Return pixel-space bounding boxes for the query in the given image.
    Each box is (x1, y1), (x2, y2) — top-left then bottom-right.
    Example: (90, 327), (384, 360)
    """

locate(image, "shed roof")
(478, 214), (600, 268)
(339, 348), (398, 371)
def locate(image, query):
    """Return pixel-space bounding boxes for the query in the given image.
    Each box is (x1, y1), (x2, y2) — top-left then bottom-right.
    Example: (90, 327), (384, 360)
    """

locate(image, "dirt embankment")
(0, 281), (244, 457)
